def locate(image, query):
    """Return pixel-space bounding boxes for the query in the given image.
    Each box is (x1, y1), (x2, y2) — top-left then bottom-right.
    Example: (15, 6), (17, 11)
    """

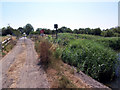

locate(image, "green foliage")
(55, 26), (120, 37)
(54, 47), (63, 59)
(18, 27), (24, 34)
(93, 28), (102, 35)
(101, 27), (120, 37)
(76, 34), (102, 40)
(61, 39), (118, 82)
(23, 23), (34, 35)
(58, 26), (72, 33)
(48, 33), (120, 51)
(46, 32), (120, 83)
(2, 26), (13, 36)
(96, 37), (120, 51)
(105, 30), (114, 37)
(44, 29), (52, 34)
(30, 31), (39, 35)
(2, 26), (21, 36)
(2, 52), (6, 56)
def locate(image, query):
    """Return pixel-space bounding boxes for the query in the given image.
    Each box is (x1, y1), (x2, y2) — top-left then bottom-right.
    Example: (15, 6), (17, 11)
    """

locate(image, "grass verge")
(34, 37), (89, 88)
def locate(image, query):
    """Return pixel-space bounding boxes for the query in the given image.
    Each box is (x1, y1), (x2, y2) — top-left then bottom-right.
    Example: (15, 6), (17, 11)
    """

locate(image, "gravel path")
(1, 38), (49, 88)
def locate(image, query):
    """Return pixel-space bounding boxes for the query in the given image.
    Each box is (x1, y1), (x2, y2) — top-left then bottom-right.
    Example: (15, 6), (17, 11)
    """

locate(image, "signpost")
(54, 24), (58, 39)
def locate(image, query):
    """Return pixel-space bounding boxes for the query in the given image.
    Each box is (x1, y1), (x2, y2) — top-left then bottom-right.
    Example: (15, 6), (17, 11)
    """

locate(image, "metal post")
(56, 28), (58, 39)
(54, 24), (58, 39)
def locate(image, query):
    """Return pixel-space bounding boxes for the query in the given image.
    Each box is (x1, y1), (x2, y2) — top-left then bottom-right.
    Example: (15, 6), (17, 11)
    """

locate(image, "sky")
(0, 0), (119, 30)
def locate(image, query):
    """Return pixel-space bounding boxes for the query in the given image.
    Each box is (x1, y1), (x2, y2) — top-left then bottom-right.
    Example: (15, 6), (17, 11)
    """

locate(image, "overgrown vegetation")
(47, 33), (119, 82)
(61, 39), (118, 82)
(34, 36), (77, 88)
(58, 75), (76, 88)
(47, 33), (120, 51)
(95, 37), (120, 51)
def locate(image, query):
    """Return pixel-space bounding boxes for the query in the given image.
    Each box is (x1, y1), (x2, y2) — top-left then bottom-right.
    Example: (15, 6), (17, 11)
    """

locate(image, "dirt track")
(1, 38), (49, 88)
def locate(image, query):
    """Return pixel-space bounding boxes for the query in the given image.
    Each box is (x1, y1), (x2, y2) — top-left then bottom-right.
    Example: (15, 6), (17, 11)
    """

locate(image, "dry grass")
(39, 40), (52, 64)
(11, 36), (16, 41)
(35, 38), (91, 88)
(1, 36), (9, 41)
(2, 37), (17, 57)
(7, 44), (26, 88)
(58, 75), (76, 88)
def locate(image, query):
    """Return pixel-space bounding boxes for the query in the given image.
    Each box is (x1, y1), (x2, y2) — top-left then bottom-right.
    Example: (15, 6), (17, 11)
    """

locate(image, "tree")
(101, 31), (107, 37)
(12, 29), (21, 37)
(106, 30), (114, 37)
(52, 30), (56, 34)
(18, 27), (24, 34)
(85, 28), (91, 34)
(93, 28), (101, 35)
(36, 28), (42, 35)
(58, 26), (72, 33)
(79, 28), (84, 34)
(44, 29), (52, 34)
(73, 29), (79, 34)
(2, 26), (13, 36)
(24, 24), (34, 35)
(58, 28), (63, 33)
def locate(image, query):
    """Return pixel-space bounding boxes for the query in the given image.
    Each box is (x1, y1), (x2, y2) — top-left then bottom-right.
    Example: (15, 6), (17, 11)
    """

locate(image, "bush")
(61, 39), (118, 82)
(96, 37), (120, 51)
(39, 40), (52, 64)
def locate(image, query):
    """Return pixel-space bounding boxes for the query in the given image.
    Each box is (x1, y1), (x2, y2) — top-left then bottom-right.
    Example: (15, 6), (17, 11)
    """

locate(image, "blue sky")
(0, 0), (119, 30)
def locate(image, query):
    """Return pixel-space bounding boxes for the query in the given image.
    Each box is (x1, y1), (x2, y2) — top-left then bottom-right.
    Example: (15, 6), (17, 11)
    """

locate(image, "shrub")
(96, 37), (120, 50)
(61, 39), (118, 82)
(39, 40), (52, 64)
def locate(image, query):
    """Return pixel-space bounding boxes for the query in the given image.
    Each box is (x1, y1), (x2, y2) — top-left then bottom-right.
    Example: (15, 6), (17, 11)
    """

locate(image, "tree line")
(1, 23), (120, 37)
(34, 26), (120, 37)
(1, 24), (34, 36)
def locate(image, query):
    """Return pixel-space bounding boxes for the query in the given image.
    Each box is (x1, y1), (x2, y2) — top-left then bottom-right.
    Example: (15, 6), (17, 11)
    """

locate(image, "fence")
(1, 38), (11, 49)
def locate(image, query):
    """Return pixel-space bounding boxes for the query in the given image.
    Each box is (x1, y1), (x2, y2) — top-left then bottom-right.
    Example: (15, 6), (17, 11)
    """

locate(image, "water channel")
(105, 53), (120, 88)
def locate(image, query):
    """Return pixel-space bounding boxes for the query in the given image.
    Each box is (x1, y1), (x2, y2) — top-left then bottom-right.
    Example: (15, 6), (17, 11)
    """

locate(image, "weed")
(58, 75), (76, 88)
(39, 40), (52, 64)
(70, 68), (75, 74)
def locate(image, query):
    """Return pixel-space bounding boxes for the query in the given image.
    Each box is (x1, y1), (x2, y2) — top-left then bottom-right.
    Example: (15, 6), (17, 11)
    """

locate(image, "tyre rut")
(1, 38), (49, 88)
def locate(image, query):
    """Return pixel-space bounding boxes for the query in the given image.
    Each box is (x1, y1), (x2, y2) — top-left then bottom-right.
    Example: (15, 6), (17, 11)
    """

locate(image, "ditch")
(105, 52), (120, 88)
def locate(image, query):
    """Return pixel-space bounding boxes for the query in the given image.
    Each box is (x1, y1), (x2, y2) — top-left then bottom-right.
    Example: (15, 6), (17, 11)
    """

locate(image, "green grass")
(47, 33), (120, 51)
